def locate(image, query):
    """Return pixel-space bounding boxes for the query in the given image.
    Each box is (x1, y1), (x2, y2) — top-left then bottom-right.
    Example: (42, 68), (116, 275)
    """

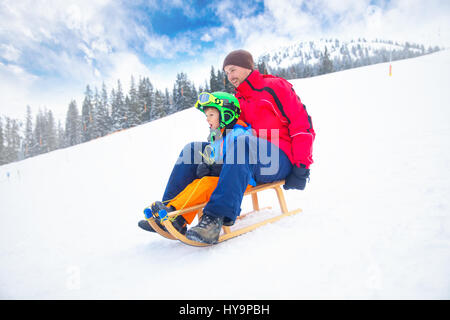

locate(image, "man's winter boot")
(185, 214), (223, 244)
(223, 217), (235, 226)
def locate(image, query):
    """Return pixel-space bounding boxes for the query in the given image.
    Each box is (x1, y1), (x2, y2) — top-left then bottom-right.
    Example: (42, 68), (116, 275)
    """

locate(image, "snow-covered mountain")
(1, 50), (449, 299)
(258, 38), (440, 77)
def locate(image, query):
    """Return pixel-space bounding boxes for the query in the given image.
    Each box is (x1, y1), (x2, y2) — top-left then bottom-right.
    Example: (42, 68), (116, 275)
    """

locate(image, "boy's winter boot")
(138, 202), (187, 235)
(171, 214), (188, 234)
(185, 213), (224, 244)
(138, 219), (161, 232)
(151, 201), (172, 218)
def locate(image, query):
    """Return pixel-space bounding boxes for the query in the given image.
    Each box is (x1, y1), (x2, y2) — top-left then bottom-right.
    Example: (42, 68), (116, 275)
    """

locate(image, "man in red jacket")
(185, 49), (315, 244)
(224, 49), (315, 187)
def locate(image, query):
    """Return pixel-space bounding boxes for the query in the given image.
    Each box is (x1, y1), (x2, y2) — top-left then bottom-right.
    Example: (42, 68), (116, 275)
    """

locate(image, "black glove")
(196, 163), (211, 179)
(283, 166), (310, 190)
(196, 163), (223, 178)
(209, 163), (223, 176)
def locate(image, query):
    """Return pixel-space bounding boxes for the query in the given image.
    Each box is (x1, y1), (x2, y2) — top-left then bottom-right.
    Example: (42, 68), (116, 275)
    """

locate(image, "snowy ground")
(1, 50), (449, 299)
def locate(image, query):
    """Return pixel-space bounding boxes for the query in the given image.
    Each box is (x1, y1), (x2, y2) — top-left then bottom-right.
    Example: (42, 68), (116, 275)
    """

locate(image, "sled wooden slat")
(154, 180), (302, 247)
(251, 193), (260, 211)
(147, 217), (176, 240)
(237, 206), (272, 220)
(219, 207), (302, 242)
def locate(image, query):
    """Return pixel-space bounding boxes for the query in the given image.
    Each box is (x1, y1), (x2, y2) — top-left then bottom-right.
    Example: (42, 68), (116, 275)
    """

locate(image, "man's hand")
(283, 166), (310, 190)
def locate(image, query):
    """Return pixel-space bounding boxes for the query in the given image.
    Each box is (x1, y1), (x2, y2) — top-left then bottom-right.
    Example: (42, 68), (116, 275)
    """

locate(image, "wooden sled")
(145, 180), (302, 247)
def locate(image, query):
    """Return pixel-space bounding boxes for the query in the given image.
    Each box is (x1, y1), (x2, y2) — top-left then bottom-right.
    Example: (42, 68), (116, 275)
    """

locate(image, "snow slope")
(1, 51), (449, 299)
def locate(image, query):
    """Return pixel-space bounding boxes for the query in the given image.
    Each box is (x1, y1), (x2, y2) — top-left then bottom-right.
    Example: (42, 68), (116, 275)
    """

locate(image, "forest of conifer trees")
(0, 39), (442, 166)
(0, 67), (234, 165)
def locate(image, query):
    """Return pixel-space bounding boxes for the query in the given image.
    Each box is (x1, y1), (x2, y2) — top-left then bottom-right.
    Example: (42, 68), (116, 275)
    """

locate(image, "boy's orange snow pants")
(167, 176), (252, 224)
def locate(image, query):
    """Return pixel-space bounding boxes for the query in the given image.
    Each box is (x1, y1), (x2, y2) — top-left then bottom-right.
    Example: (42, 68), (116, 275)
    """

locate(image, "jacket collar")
(236, 70), (263, 97)
(219, 119), (248, 138)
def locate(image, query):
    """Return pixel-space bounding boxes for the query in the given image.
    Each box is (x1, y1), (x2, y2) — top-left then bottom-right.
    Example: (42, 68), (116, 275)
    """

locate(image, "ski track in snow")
(1, 51), (450, 299)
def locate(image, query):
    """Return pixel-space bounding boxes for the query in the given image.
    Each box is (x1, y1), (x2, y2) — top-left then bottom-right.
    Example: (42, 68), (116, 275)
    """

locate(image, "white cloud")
(201, 27), (229, 43)
(101, 52), (153, 92)
(211, 0), (450, 59)
(0, 0), (151, 121)
(0, 61), (71, 122)
(201, 34), (213, 42)
(0, 44), (21, 62)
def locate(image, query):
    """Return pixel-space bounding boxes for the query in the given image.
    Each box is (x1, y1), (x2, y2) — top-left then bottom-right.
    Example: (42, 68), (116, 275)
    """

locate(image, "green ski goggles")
(195, 92), (224, 111)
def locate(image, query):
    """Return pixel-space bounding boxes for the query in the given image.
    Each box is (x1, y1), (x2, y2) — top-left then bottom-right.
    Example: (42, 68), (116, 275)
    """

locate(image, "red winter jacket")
(235, 70), (315, 168)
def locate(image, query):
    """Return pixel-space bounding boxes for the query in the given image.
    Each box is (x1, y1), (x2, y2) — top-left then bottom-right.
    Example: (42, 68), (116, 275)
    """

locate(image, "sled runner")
(144, 180), (302, 247)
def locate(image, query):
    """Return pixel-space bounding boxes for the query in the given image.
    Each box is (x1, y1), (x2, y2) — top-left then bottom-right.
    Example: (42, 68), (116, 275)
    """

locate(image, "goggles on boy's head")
(195, 92), (223, 111)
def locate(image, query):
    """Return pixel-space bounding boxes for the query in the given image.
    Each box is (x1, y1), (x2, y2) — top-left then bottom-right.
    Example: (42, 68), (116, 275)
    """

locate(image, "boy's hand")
(209, 163), (223, 176)
(196, 163), (211, 178)
(196, 163), (223, 178)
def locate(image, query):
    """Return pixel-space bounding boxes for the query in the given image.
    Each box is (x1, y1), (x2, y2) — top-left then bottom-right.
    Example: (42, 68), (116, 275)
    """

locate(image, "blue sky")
(0, 0), (449, 121)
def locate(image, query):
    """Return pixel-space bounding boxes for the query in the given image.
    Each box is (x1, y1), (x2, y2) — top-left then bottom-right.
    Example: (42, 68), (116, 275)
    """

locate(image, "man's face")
(224, 65), (252, 88)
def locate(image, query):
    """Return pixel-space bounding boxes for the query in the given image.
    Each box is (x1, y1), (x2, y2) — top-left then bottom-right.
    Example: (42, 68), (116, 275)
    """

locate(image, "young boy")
(138, 92), (255, 234)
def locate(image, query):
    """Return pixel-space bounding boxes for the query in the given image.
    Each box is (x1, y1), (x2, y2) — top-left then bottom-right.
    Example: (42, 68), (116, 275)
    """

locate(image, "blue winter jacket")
(209, 121), (256, 186)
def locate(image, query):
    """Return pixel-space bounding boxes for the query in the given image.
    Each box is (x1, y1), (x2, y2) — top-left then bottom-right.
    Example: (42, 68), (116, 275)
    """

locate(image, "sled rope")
(198, 146), (215, 165)
(168, 178), (202, 222)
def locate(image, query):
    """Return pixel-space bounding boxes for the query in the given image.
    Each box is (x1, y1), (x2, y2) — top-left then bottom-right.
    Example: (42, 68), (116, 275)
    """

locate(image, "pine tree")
(319, 46), (333, 75)
(153, 89), (166, 119)
(56, 120), (65, 149)
(164, 88), (173, 115)
(124, 95), (131, 128)
(110, 88), (118, 130)
(3, 117), (11, 162)
(81, 85), (94, 142)
(127, 76), (140, 128)
(199, 80), (210, 94)
(210, 66), (220, 92)
(0, 117), (4, 165)
(91, 88), (101, 139)
(44, 110), (57, 152)
(24, 105), (33, 158)
(98, 82), (111, 135)
(173, 72), (196, 111)
(216, 69), (226, 91)
(187, 82), (198, 109)
(138, 77), (154, 122)
(342, 45), (353, 70)
(257, 60), (269, 75)
(3, 117), (21, 163)
(110, 80), (126, 131)
(32, 111), (44, 156)
(223, 76), (234, 93)
(173, 73), (186, 112)
(12, 119), (22, 161)
(65, 100), (81, 147)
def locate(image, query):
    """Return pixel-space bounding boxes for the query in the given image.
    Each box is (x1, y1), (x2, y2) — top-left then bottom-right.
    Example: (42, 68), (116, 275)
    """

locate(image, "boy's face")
(204, 107), (220, 130)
